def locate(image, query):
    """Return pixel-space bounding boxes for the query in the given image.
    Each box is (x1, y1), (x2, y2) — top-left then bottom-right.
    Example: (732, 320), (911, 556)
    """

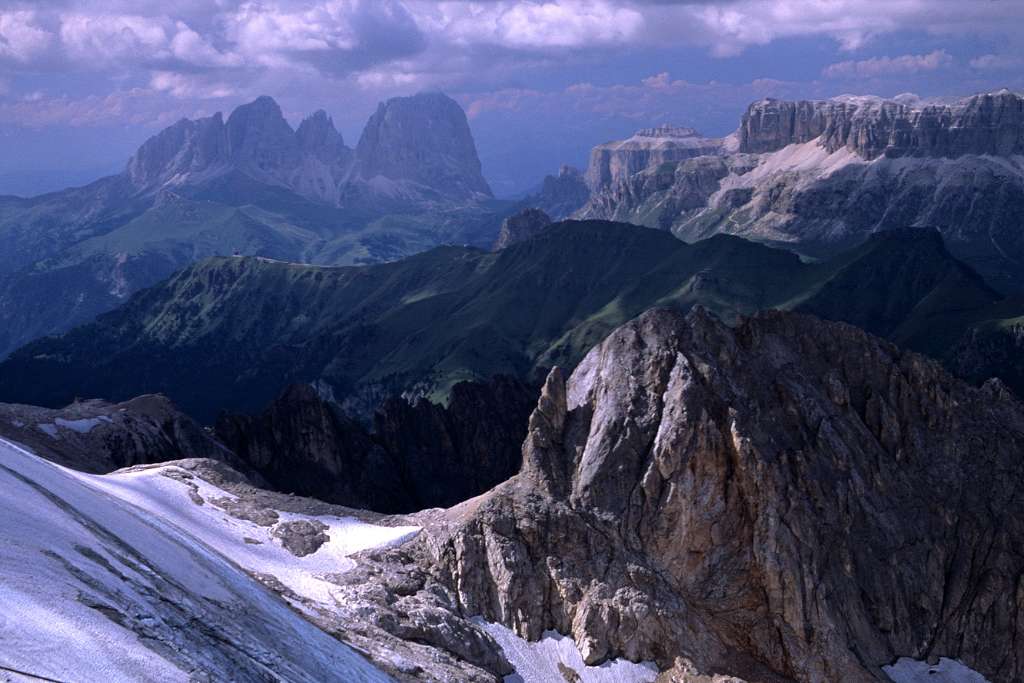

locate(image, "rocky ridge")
(575, 90), (1024, 294)
(493, 208), (553, 250)
(423, 307), (1024, 681)
(740, 90), (1024, 158)
(128, 93), (491, 204)
(0, 393), (238, 474)
(585, 125), (727, 192)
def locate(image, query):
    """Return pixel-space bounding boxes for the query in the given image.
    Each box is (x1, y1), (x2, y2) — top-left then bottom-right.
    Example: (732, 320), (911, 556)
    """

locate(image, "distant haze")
(0, 1), (1022, 197)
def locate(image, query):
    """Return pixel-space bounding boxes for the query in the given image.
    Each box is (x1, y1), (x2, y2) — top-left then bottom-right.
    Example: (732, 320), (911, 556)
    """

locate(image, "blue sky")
(0, 0), (1022, 196)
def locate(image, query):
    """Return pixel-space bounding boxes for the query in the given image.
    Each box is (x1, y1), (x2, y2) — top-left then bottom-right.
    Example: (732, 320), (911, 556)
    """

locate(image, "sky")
(0, 0), (1022, 197)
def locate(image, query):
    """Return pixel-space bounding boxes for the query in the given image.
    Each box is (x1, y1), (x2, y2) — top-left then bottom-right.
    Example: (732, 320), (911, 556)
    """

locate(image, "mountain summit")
(127, 93), (490, 204)
(355, 92), (492, 200)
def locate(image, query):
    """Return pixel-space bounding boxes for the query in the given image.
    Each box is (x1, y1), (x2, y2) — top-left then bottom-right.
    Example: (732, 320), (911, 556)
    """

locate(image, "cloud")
(423, 1), (645, 49)
(170, 22), (242, 68)
(970, 53), (1024, 71)
(0, 11), (53, 62)
(0, 88), (198, 128)
(150, 71), (237, 98)
(462, 71), (813, 125)
(226, 0), (424, 73)
(0, 0), (1022, 136)
(823, 50), (953, 79)
(59, 13), (170, 65)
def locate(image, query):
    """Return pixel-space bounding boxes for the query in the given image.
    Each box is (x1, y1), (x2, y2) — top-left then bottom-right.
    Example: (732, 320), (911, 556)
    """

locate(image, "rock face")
(577, 155), (734, 230)
(216, 377), (537, 513)
(126, 93), (489, 204)
(523, 165), (591, 220)
(740, 90), (1024, 159)
(127, 96), (350, 202)
(493, 208), (552, 250)
(575, 91), (1024, 294)
(0, 394), (236, 474)
(354, 92), (492, 200)
(585, 126), (726, 192)
(428, 308), (1024, 681)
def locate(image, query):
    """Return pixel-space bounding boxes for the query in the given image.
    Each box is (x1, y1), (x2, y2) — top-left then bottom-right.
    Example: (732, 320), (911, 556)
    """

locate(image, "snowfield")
(0, 436), (399, 682)
(474, 619), (659, 683)
(884, 657), (991, 683)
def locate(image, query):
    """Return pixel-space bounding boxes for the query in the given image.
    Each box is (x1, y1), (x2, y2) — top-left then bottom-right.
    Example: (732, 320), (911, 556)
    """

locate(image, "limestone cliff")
(427, 308), (1024, 682)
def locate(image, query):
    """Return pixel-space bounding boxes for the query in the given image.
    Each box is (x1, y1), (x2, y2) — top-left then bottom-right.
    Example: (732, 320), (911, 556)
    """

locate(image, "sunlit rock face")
(429, 307), (1024, 682)
(585, 125), (726, 193)
(576, 91), (1024, 294)
(739, 90), (1024, 158)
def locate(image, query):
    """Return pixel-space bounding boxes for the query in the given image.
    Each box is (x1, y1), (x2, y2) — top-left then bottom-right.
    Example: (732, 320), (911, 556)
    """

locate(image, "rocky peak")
(295, 110), (346, 156)
(125, 93), (489, 205)
(126, 112), (228, 189)
(585, 125), (724, 192)
(521, 165), (590, 220)
(493, 208), (553, 250)
(354, 92), (492, 200)
(739, 90), (1024, 159)
(431, 307), (1024, 681)
(224, 95), (302, 175)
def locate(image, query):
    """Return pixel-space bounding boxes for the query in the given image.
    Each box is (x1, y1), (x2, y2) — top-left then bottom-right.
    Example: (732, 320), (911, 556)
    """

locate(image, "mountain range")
(2, 85), (1024, 683)
(574, 90), (1024, 295)
(2, 88), (1020, 363)
(0, 92), (510, 358)
(1, 220), (1018, 425)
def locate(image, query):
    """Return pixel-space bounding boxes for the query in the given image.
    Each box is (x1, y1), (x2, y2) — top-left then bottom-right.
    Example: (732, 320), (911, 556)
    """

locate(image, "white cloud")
(463, 71), (813, 124)
(60, 13), (170, 65)
(970, 53), (1024, 71)
(0, 11), (53, 62)
(150, 71), (237, 98)
(424, 1), (645, 49)
(823, 50), (953, 79)
(225, 0), (422, 71)
(170, 22), (242, 68)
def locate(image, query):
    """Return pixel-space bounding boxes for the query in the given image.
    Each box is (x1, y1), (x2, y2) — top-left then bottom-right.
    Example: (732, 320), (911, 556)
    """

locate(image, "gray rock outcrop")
(740, 90), (1024, 158)
(0, 393), (238, 474)
(529, 165), (590, 220)
(354, 92), (492, 200)
(426, 307), (1024, 681)
(585, 125), (725, 192)
(493, 208), (553, 250)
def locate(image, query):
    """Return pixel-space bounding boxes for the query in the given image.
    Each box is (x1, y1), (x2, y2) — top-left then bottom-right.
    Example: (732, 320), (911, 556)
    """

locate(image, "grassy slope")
(1, 221), (1018, 421)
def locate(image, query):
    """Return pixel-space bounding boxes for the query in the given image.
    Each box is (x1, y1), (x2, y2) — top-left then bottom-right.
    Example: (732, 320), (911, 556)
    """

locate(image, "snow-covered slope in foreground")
(0, 437), (396, 682)
(474, 619), (658, 683)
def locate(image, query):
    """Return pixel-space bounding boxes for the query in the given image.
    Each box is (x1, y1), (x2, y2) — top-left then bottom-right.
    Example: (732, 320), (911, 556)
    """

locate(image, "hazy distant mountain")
(575, 90), (1024, 294)
(1, 220), (1017, 422)
(128, 92), (492, 205)
(0, 93), (512, 358)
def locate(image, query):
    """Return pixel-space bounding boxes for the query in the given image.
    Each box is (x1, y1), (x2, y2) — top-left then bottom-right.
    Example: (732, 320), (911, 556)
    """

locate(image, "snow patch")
(474, 618), (658, 683)
(884, 657), (991, 682)
(54, 416), (113, 434)
(74, 463), (421, 605)
(35, 423), (59, 439)
(0, 436), (390, 682)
